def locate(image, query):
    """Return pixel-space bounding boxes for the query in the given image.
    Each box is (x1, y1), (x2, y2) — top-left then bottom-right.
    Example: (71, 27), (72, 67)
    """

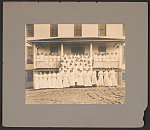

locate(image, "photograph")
(25, 24), (126, 104)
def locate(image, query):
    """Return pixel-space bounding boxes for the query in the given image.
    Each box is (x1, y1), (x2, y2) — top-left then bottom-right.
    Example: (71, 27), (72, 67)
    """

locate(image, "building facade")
(25, 24), (125, 89)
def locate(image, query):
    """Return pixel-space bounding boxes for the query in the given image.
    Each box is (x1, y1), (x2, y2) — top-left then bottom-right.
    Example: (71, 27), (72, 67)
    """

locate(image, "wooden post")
(33, 45), (37, 69)
(119, 43), (122, 69)
(90, 43), (93, 57)
(90, 43), (93, 70)
(61, 43), (64, 59)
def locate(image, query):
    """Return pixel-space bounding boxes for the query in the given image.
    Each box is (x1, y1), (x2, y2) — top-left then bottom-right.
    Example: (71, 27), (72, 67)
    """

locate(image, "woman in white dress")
(91, 70), (98, 86)
(109, 69), (118, 87)
(39, 72), (42, 89)
(69, 70), (75, 87)
(63, 70), (69, 88)
(102, 53), (107, 68)
(36, 53), (40, 68)
(40, 53), (44, 68)
(40, 72), (45, 89)
(77, 70), (84, 87)
(97, 71), (104, 87)
(42, 72), (47, 88)
(56, 71), (63, 88)
(82, 69), (87, 86)
(114, 52), (119, 61)
(51, 71), (56, 88)
(34, 72), (39, 89)
(103, 71), (111, 87)
(74, 68), (78, 87)
(47, 72), (52, 88)
(86, 69), (92, 87)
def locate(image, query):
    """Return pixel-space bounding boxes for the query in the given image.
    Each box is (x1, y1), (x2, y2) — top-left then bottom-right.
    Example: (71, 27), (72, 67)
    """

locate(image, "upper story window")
(71, 47), (85, 54)
(50, 46), (58, 54)
(123, 24), (125, 36)
(50, 24), (58, 37)
(74, 24), (82, 37)
(26, 24), (34, 37)
(27, 46), (33, 64)
(98, 43), (106, 52)
(98, 24), (106, 36)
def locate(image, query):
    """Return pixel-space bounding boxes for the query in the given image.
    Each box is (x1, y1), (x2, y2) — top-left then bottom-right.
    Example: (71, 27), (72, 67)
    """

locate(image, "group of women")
(61, 53), (92, 73)
(93, 52), (119, 68)
(36, 52), (60, 68)
(93, 52), (119, 62)
(34, 69), (118, 89)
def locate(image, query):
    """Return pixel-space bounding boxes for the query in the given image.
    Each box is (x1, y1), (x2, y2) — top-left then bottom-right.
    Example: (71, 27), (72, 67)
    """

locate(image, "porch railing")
(93, 61), (119, 68)
(36, 61), (61, 68)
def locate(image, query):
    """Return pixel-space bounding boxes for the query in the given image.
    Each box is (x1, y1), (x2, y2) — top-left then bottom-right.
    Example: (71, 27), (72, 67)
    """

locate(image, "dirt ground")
(25, 86), (125, 104)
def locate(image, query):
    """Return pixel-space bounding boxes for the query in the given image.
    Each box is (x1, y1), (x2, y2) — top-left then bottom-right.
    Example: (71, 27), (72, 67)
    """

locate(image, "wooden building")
(25, 24), (125, 89)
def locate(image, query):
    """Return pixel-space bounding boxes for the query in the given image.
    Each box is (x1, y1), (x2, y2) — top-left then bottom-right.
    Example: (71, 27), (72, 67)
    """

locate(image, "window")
(27, 71), (33, 82)
(27, 47), (33, 64)
(74, 24), (82, 37)
(98, 43), (106, 52)
(123, 24), (125, 36)
(122, 72), (125, 81)
(98, 24), (106, 36)
(50, 46), (58, 54)
(122, 45), (125, 64)
(50, 24), (58, 37)
(71, 47), (85, 54)
(26, 24), (34, 37)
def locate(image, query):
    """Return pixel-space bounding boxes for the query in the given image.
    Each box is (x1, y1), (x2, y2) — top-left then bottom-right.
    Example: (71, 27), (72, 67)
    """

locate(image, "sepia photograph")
(25, 24), (126, 104)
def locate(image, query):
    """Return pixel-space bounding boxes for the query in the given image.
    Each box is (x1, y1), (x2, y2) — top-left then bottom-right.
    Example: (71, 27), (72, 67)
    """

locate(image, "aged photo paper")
(3, 2), (148, 127)
(25, 24), (126, 104)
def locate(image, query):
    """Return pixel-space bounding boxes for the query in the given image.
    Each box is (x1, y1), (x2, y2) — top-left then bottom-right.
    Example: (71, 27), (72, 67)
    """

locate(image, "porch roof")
(27, 37), (125, 46)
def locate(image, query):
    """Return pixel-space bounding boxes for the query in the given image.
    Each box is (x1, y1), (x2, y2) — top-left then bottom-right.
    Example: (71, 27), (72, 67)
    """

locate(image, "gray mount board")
(3, 2), (148, 127)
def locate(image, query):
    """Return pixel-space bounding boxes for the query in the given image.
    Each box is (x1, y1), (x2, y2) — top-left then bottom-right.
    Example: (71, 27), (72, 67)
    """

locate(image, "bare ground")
(25, 86), (125, 104)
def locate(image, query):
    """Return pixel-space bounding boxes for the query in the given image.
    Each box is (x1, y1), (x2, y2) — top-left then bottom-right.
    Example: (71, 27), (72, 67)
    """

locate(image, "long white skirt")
(56, 77), (63, 88)
(91, 74), (98, 85)
(69, 74), (75, 86)
(47, 78), (51, 88)
(104, 75), (111, 86)
(84, 76), (92, 86)
(77, 75), (84, 86)
(51, 77), (56, 88)
(110, 75), (118, 86)
(97, 75), (104, 86)
(34, 78), (39, 89)
(63, 76), (69, 87)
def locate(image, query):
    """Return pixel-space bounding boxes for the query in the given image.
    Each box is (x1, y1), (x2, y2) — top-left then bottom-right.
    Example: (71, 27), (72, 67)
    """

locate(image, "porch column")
(61, 43), (64, 59)
(90, 43), (93, 70)
(33, 45), (37, 69)
(119, 43), (122, 68)
(90, 43), (93, 57)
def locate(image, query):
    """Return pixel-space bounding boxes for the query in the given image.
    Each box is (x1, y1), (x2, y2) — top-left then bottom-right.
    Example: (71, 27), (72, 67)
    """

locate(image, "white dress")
(104, 71), (111, 86)
(42, 73), (48, 88)
(51, 73), (56, 88)
(84, 71), (92, 86)
(69, 72), (75, 86)
(97, 71), (104, 86)
(34, 73), (39, 89)
(63, 73), (69, 87)
(77, 72), (84, 86)
(40, 74), (45, 88)
(40, 55), (44, 68)
(56, 73), (63, 88)
(47, 73), (52, 88)
(91, 71), (98, 85)
(109, 70), (118, 86)
(39, 74), (42, 89)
